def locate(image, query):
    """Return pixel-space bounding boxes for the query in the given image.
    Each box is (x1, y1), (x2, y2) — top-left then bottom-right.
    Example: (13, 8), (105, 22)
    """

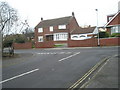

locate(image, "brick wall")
(54, 41), (68, 44)
(68, 38), (98, 47)
(108, 13), (120, 25)
(35, 41), (54, 48)
(13, 42), (32, 49)
(68, 37), (120, 47)
(100, 37), (120, 46)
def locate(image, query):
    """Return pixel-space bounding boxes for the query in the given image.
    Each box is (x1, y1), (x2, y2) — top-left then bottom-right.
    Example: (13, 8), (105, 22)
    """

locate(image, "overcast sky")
(1, 0), (120, 28)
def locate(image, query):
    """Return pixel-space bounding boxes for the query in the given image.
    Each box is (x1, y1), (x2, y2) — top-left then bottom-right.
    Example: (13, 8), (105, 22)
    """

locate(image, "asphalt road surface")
(2, 47), (119, 88)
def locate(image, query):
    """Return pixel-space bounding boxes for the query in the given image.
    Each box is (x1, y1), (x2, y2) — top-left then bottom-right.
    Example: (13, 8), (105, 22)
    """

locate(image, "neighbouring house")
(70, 26), (98, 40)
(105, 10), (120, 35)
(34, 12), (79, 47)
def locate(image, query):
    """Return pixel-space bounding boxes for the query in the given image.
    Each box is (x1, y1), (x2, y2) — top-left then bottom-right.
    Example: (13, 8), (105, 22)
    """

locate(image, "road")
(2, 47), (119, 88)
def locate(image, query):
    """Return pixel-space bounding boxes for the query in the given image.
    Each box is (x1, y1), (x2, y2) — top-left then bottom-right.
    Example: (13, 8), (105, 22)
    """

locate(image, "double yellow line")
(68, 56), (110, 90)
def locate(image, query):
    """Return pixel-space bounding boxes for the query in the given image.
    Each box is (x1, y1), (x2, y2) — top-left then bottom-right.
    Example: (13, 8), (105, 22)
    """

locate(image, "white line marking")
(65, 52), (72, 54)
(0, 68), (39, 84)
(58, 52), (80, 62)
(59, 52), (65, 54)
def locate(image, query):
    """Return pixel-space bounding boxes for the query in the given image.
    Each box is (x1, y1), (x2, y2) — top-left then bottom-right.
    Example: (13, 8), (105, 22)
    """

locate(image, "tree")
(14, 34), (28, 43)
(0, 1), (18, 56)
(0, 2), (18, 34)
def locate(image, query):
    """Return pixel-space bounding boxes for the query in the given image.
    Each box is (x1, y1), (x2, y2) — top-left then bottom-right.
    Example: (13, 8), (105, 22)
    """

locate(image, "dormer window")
(50, 26), (53, 32)
(38, 28), (43, 33)
(58, 25), (66, 29)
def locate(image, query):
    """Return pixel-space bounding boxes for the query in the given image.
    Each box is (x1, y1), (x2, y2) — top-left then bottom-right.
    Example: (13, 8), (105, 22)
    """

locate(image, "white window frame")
(58, 25), (66, 29)
(38, 28), (43, 33)
(38, 36), (43, 42)
(111, 26), (119, 34)
(50, 26), (53, 32)
(53, 33), (68, 41)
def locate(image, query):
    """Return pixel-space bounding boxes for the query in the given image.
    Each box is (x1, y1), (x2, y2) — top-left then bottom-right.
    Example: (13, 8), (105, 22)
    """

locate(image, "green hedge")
(110, 33), (120, 37)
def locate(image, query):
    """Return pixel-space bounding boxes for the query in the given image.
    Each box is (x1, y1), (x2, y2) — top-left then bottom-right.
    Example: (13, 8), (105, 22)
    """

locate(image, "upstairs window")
(38, 28), (43, 33)
(50, 26), (53, 32)
(58, 25), (66, 29)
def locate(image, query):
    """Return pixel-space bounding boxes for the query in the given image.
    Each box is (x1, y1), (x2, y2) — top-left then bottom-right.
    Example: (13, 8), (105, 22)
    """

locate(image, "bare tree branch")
(0, 1), (18, 34)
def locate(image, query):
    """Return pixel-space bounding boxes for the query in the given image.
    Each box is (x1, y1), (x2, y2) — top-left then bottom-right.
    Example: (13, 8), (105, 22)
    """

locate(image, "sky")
(1, 0), (120, 28)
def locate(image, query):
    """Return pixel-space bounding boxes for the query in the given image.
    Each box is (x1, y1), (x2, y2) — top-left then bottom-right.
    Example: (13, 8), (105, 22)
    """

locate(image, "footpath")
(82, 55), (119, 88)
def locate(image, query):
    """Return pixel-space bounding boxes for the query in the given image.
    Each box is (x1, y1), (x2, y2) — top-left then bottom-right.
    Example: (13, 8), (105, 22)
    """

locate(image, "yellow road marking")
(68, 56), (110, 90)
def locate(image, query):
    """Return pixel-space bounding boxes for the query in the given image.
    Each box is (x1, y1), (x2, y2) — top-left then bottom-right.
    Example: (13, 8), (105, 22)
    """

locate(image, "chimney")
(41, 17), (43, 21)
(72, 12), (75, 17)
(88, 25), (91, 27)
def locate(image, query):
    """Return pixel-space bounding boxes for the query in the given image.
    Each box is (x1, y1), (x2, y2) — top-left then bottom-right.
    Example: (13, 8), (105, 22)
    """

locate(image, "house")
(105, 7), (120, 35)
(34, 12), (79, 47)
(70, 26), (98, 40)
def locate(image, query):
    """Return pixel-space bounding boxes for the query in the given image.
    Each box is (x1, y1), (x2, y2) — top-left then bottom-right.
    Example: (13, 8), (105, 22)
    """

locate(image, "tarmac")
(2, 46), (120, 89)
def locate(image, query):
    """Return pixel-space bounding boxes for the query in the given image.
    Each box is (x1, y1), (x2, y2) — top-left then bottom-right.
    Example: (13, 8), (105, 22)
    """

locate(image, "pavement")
(38, 46), (120, 50)
(81, 54), (119, 88)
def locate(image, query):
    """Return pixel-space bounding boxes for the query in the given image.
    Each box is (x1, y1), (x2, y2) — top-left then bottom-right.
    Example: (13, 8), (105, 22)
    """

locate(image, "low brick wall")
(35, 41), (54, 48)
(54, 41), (68, 44)
(13, 42), (32, 49)
(68, 38), (98, 47)
(100, 37), (120, 46)
(68, 37), (120, 47)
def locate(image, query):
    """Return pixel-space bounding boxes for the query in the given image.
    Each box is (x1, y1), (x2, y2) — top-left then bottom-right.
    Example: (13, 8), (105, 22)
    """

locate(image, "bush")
(3, 39), (13, 47)
(3, 34), (28, 48)
(15, 35), (26, 43)
(99, 32), (110, 38)
(3, 36), (14, 47)
(110, 33), (120, 37)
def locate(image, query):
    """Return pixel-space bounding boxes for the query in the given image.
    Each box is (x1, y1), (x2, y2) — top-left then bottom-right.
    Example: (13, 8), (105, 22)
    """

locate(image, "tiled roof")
(71, 27), (96, 34)
(35, 16), (73, 28)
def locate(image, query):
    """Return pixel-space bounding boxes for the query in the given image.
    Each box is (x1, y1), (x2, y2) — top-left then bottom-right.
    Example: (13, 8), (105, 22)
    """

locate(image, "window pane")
(58, 25), (66, 29)
(38, 36), (43, 42)
(38, 28), (43, 33)
(50, 26), (53, 32)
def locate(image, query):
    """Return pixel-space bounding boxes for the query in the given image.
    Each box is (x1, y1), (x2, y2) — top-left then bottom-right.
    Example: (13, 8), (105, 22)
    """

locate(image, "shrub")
(3, 34), (28, 48)
(3, 38), (13, 47)
(110, 33), (120, 37)
(99, 32), (110, 38)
